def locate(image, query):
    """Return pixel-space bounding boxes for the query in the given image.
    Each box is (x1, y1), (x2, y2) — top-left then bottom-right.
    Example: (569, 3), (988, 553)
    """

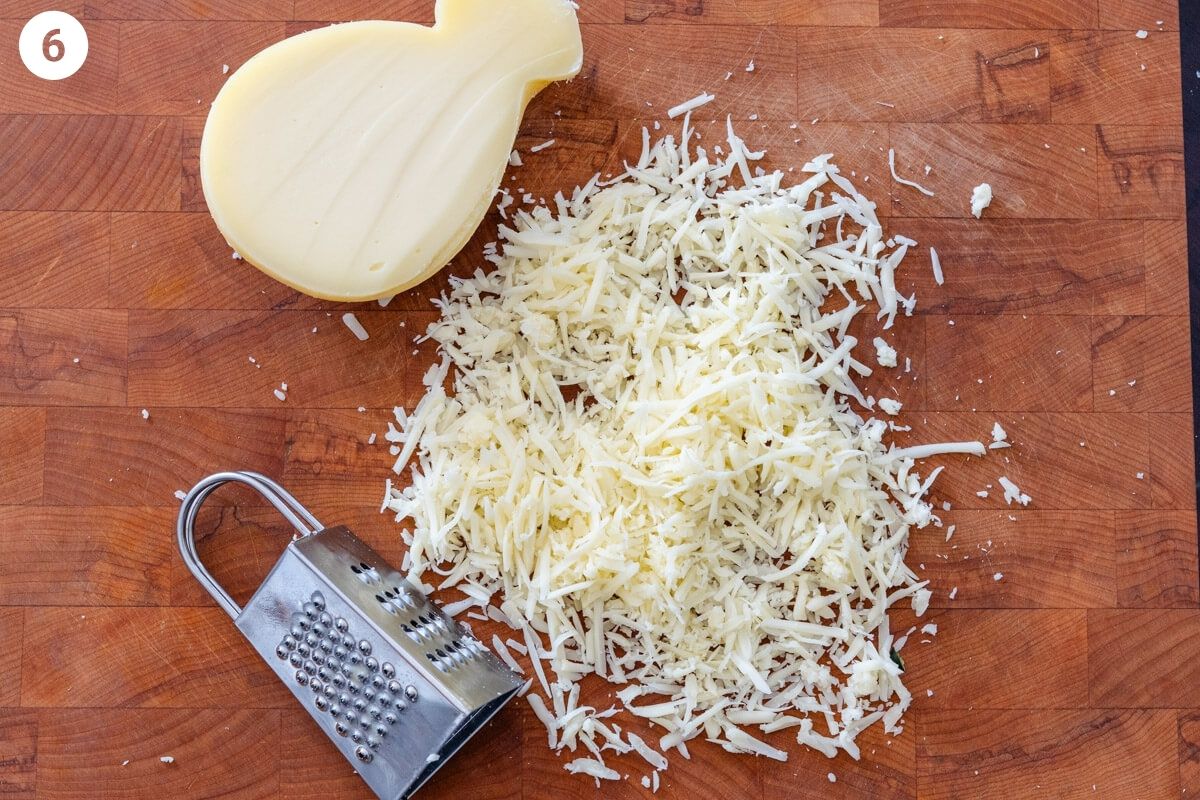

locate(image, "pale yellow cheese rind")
(200, 0), (583, 301)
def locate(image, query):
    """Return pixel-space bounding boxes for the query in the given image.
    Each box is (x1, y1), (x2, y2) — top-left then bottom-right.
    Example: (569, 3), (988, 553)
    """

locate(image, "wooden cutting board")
(0, 1), (1193, 798)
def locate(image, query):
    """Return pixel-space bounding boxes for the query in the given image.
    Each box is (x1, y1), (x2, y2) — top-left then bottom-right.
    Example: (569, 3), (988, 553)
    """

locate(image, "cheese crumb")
(988, 422), (1010, 450)
(160, 756), (174, 765)
(873, 337), (898, 368)
(1135, 30), (1148, 38)
(140, 409), (150, 420)
(993, 572), (1003, 581)
(970, 183), (992, 218)
(879, 398), (903, 416)
(529, 139), (556, 153)
(828, 772), (837, 783)
(998, 476), (1031, 506)
(929, 247), (943, 285)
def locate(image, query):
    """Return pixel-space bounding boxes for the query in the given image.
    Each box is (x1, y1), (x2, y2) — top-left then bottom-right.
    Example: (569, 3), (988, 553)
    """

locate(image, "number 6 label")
(20, 11), (88, 81)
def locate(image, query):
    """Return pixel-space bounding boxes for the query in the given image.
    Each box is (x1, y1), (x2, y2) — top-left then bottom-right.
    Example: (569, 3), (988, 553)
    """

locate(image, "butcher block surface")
(0, 0), (1194, 798)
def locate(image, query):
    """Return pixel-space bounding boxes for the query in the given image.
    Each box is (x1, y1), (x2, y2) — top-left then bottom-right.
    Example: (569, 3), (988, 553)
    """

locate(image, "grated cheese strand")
(887, 148), (935, 197)
(668, 92), (716, 119)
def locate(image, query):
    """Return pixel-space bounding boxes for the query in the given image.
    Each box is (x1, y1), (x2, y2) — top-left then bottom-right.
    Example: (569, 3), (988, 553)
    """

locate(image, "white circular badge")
(19, 11), (88, 81)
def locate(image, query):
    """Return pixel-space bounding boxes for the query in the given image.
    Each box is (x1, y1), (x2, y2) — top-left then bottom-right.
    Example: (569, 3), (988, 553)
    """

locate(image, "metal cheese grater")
(176, 470), (523, 800)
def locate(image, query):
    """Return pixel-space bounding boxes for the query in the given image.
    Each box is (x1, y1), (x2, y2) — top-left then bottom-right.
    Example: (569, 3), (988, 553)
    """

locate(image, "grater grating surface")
(177, 471), (523, 799)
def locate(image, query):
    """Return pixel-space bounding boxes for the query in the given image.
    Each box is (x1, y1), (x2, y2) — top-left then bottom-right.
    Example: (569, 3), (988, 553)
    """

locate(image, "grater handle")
(176, 471), (325, 619)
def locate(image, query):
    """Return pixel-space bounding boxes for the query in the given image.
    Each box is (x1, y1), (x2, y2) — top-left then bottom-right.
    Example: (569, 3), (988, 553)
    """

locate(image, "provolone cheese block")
(200, 0), (583, 301)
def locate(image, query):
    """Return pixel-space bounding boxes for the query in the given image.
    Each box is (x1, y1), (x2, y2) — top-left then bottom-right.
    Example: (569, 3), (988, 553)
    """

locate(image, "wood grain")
(0, 507), (173, 606)
(916, 709), (1179, 799)
(891, 412), (1151, 510)
(544, 24), (796, 120)
(0, 408), (44, 504)
(909, 510), (1115, 608)
(888, 124), (1097, 219)
(902, 609), (1089, 708)
(127, 310), (439, 408)
(41, 407), (288, 506)
(33, 708), (281, 799)
(0, 309), (127, 405)
(0, 116), (180, 211)
(1144, 221), (1191, 315)
(879, 0), (1095, 29)
(0, 611), (23, 707)
(1182, 711), (1200, 797)
(894, 219), (1148, 316)
(0, 0), (293, 19)
(642, 728), (761, 800)
(20, 606), (292, 708)
(1098, 2), (1178, 32)
(1113, 510), (1200, 607)
(0, 710), (37, 799)
(925, 314), (1092, 411)
(0, 1), (1192, 798)
(1096, 124), (1186, 219)
(0, 213), (111, 308)
(117, 22), (285, 115)
(179, 117), (206, 213)
(1148, 413), (1197, 509)
(1092, 315), (1191, 412)
(626, 0), (877, 26)
(762, 722), (912, 799)
(1051, 31), (1181, 126)
(792, 28), (1051, 123)
(109, 212), (326, 310)
(1088, 609), (1200, 707)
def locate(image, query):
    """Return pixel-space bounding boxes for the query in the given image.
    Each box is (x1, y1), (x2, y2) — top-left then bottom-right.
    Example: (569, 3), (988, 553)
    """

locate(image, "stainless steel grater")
(176, 470), (523, 800)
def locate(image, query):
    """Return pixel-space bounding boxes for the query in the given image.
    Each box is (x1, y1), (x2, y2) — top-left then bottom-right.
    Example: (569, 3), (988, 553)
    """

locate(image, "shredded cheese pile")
(382, 118), (985, 783)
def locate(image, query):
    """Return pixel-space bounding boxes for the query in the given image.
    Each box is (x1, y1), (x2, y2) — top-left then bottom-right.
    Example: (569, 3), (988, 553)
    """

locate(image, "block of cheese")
(200, 0), (582, 301)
